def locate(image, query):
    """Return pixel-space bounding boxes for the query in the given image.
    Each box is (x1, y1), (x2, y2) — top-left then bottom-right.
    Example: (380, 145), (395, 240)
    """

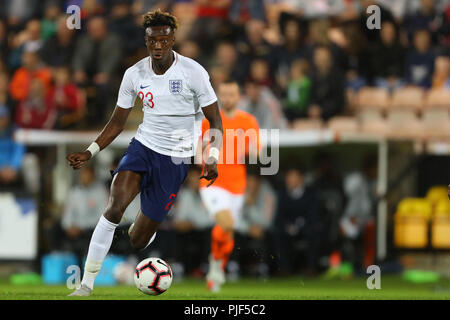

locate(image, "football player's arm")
(67, 106), (131, 169)
(200, 101), (223, 186)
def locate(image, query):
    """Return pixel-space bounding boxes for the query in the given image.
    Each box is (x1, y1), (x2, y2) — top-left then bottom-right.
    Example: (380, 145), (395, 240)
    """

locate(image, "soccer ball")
(134, 257), (173, 295)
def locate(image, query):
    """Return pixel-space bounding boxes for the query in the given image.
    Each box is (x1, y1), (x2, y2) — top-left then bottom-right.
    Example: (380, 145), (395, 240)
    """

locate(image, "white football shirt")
(116, 51), (217, 157)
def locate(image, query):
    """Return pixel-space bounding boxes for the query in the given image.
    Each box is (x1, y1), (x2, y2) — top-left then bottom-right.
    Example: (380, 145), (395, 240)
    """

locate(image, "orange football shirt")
(200, 109), (261, 195)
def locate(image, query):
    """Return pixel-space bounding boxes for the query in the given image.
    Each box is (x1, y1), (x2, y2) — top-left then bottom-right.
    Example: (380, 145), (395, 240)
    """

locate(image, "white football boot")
(206, 255), (225, 292)
(68, 284), (92, 297)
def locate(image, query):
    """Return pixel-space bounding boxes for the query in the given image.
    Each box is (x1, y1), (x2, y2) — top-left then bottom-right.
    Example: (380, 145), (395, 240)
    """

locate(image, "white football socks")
(81, 215), (118, 290)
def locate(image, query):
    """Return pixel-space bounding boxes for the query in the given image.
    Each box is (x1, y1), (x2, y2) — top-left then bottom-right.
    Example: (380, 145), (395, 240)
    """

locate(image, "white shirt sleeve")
(116, 68), (137, 109)
(190, 64), (217, 108)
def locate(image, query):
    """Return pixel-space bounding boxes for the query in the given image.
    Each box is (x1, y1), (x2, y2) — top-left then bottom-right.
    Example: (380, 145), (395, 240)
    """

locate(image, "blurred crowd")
(1, 0), (450, 191)
(0, 0), (450, 130)
(0, 0), (449, 277)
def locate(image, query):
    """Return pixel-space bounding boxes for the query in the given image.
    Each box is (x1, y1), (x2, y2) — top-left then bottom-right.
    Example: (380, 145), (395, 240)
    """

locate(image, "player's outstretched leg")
(207, 210), (234, 292)
(68, 171), (141, 296)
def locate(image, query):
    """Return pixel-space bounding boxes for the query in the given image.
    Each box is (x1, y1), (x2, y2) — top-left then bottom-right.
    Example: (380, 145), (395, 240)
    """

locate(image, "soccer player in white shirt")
(67, 10), (223, 296)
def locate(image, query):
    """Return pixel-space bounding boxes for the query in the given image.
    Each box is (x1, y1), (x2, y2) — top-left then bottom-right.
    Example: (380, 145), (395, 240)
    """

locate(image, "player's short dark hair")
(142, 9), (178, 31)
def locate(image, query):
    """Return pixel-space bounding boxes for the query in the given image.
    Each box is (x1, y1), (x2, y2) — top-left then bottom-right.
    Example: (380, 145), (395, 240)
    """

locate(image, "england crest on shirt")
(169, 80), (183, 94)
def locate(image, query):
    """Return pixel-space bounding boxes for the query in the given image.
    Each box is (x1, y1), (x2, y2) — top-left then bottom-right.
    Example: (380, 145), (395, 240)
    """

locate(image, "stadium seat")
(327, 116), (359, 135)
(291, 119), (323, 131)
(390, 87), (426, 114)
(356, 87), (390, 114)
(345, 89), (358, 115)
(431, 199), (450, 248)
(394, 198), (431, 248)
(422, 111), (450, 139)
(360, 118), (388, 136)
(386, 109), (424, 140)
(422, 90), (450, 139)
(424, 89), (450, 110)
(356, 87), (390, 136)
(434, 199), (450, 215)
(426, 186), (448, 205)
(385, 87), (426, 139)
(397, 198), (432, 217)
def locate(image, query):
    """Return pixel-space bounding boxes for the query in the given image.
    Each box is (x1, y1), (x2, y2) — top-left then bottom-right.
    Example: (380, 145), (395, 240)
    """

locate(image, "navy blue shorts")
(112, 138), (189, 222)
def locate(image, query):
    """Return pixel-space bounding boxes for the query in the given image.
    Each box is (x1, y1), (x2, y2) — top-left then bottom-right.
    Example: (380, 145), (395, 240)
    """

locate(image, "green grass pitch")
(1, 276), (450, 300)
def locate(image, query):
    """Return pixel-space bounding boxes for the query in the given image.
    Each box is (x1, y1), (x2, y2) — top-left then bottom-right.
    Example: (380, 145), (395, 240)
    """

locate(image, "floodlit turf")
(1, 275), (450, 300)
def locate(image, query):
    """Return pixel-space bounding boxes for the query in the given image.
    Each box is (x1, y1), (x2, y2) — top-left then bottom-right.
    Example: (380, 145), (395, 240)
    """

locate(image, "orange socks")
(211, 224), (234, 269)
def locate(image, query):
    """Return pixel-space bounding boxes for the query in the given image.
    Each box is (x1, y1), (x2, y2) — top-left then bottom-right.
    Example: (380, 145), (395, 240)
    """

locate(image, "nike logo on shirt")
(140, 84), (151, 89)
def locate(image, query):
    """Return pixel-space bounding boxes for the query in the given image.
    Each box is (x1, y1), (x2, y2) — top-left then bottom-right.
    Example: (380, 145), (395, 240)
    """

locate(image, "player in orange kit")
(199, 80), (261, 292)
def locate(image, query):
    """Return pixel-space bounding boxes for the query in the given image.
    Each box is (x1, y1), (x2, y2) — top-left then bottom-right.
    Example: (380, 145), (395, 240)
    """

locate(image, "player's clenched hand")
(200, 162), (218, 187)
(67, 151), (92, 170)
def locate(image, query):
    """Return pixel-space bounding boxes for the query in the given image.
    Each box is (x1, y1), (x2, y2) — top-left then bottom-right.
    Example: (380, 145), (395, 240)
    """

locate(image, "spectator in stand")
(308, 46), (346, 121)
(40, 15), (77, 68)
(273, 163), (321, 275)
(189, 0), (232, 56)
(0, 105), (25, 191)
(431, 54), (450, 89)
(306, 18), (347, 72)
(283, 59), (311, 122)
(47, 66), (86, 129)
(209, 64), (230, 91)
(271, 15), (308, 94)
(176, 40), (205, 66)
(248, 58), (272, 88)
(60, 165), (108, 265)
(0, 79), (36, 194)
(2, 0), (41, 29)
(332, 20), (370, 91)
(172, 166), (213, 276)
(234, 172), (276, 277)
(40, 1), (62, 41)
(9, 44), (52, 103)
(108, 0), (143, 69)
(78, 0), (106, 19)
(72, 16), (122, 125)
(309, 152), (345, 266)
(369, 21), (406, 90)
(8, 19), (43, 72)
(404, 0), (443, 44)
(15, 78), (55, 129)
(235, 19), (274, 76)
(211, 41), (246, 84)
(239, 78), (287, 129)
(326, 155), (377, 278)
(405, 29), (435, 88)
(229, 0), (266, 24)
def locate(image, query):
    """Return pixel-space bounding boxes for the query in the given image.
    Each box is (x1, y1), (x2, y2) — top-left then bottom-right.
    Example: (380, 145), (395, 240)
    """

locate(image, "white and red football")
(134, 257), (173, 295)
